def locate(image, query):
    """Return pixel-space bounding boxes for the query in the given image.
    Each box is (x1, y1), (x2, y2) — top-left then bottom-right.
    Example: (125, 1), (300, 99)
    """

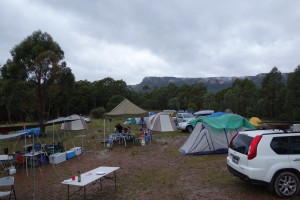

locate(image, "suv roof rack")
(260, 121), (300, 132)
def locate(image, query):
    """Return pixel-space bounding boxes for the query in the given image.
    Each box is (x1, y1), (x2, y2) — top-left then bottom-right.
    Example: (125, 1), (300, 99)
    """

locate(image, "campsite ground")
(6, 120), (288, 200)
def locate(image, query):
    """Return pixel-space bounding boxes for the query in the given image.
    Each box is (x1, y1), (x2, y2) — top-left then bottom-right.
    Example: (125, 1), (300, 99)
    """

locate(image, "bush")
(90, 107), (106, 119)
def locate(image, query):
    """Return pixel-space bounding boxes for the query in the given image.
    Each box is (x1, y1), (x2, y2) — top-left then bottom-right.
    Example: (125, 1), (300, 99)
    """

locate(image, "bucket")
(141, 138), (145, 146)
(9, 166), (16, 175)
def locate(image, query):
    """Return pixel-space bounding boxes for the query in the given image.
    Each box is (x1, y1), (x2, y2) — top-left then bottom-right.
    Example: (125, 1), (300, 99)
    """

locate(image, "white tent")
(146, 112), (177, 132)
(179, 122), (240, 155)
(61, 114), (88, 131)
(61, 114), (88, 149)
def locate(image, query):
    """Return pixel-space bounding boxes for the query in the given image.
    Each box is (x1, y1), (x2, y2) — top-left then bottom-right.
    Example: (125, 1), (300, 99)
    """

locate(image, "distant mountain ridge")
(130, 73), (289, 92)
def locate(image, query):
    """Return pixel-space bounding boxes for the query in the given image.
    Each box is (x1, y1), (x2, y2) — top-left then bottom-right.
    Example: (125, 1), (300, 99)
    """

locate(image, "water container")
(293, 124), (300, 132)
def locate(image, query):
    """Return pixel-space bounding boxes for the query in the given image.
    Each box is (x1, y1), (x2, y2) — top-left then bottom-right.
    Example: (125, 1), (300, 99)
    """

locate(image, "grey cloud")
(1, 0), (300, 84)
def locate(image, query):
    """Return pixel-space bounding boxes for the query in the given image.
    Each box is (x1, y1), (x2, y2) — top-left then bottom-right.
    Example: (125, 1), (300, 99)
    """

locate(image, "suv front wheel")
(274, 171), (300, 198)
(186, 125), (193, 133)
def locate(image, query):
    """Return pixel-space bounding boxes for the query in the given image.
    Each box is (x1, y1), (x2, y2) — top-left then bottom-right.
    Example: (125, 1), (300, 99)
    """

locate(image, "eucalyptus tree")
(176, 84), (191, 110)
(167, 97), (180, 110)
(189, 83), (207, 110)
(231, 78), (258, 117)
(46, 63), (75, 118)
(92, 77), (128, 109)
(0, 59), (33, 122)
(68, 80), (93, 115)
(284, 66), (300, 120)
(202, 92), (218, 111)
(9, 30), (72, 128)
(106, 95), (124, 112)
(260, 67), (283, 119)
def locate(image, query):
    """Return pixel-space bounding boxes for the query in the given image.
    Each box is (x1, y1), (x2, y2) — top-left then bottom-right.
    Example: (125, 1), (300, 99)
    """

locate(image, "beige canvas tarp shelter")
(103, 98), (147, 147)
(105, 98), (147, 116)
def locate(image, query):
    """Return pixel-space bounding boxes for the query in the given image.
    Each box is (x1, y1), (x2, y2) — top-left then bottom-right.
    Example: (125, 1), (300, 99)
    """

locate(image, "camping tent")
(105, 98), (147, 116)
(61, 114), (88, 149)
(146, 112), (177, 132)
(61, 114), (88, 131)
(179, 114), (255, 155)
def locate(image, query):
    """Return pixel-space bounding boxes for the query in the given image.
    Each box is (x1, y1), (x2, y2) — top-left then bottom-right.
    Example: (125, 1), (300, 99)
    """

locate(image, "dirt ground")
(11, 133), (288, 200)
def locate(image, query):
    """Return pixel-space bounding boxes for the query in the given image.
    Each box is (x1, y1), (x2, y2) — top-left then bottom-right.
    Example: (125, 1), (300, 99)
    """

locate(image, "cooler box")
(49, 152), (66, 164)
(66, 150), (75, 160)
(71, 147), (82, 156)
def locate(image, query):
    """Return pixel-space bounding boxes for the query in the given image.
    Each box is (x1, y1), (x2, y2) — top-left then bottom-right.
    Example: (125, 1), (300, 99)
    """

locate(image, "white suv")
(175, 113), (194, 124)
(227, 128), (300, 198)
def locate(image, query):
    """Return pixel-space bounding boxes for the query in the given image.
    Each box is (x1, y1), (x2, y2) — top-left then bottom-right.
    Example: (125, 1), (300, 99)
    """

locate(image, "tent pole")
(32, 132), (36, 200)
(82, 129), (84, 150)
(52, 122), (54, 155)
(103, 119), (106, 148)
(25, 133), (28, 176)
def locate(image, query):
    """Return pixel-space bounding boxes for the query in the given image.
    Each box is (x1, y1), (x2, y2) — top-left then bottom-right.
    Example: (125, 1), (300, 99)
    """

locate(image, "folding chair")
(0, 176), (17, 200)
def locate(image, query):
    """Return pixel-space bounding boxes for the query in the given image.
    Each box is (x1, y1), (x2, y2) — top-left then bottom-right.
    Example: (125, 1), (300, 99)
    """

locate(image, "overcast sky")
(1, 1), (299, 85)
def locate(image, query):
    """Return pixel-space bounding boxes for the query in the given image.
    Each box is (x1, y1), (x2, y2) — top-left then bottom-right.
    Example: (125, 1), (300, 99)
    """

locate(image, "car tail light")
(248, 135), (262, 160)
(229, 132), (239, 147)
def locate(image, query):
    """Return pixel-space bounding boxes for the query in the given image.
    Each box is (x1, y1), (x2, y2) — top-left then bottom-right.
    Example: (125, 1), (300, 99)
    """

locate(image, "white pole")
(33, 131), (35, 200)
(25, 132), (28, 176)
(103, 119), (106, 148)
(81, 129), (84, 150)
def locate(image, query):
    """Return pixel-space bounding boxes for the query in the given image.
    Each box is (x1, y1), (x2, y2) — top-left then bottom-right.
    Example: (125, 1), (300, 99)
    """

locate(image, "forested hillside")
(130, 73), (289, 92)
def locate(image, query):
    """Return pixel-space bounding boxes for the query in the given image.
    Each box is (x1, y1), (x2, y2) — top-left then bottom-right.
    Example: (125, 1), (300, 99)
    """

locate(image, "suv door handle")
(293, 158), (300, 161)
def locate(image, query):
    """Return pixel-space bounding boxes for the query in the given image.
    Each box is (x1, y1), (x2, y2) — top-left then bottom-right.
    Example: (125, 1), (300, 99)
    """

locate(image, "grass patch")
(166, 147), (182, 157)
(183, 154), (235, 186)
(129, 169), (179, 190)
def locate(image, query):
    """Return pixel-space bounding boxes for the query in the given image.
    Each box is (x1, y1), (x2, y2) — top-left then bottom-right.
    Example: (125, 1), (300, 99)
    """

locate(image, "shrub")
(90, 107), (106, 119)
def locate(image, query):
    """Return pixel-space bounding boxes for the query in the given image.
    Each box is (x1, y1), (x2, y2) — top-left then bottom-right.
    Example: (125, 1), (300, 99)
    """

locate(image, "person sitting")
(115, 123), (123, 133)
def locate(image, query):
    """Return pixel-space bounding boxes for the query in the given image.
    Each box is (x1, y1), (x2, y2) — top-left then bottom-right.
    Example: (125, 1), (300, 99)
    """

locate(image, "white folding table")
(61, 166), (120, 200)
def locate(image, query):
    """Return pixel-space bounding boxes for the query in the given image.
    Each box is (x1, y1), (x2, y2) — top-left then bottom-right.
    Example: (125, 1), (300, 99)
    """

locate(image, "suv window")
(229, 134), (253, 155)
(290, 136), (300, 154)
(270, 137), (289, 154)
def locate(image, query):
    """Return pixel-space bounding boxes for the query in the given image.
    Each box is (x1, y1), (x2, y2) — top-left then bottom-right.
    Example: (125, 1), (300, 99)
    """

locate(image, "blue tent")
(206, 112), (225, 118)
(129, 118), (137, 124)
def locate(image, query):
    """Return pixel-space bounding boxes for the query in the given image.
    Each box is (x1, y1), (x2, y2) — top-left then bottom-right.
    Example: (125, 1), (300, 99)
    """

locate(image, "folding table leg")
(114, 171), (117, 189)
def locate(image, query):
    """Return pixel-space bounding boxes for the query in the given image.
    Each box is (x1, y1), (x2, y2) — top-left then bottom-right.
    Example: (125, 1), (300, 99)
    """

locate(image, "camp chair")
(34, 143), (41, 151)
(0, 176), (17, 200)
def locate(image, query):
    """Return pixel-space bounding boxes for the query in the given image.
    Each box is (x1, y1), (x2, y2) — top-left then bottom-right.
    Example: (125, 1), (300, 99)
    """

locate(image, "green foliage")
(260, 67), (283, 119)
(167, 97), (180, 110)
(90, 107), (106, 119)
(106, 95), (124, 111)
(284, 65), (300, 120)
(2, 30), (73, 127)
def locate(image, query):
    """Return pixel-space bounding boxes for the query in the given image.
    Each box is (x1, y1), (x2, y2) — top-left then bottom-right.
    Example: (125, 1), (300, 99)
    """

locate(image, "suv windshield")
(229, 134), (254, 155)
(182, 113), (194, 118)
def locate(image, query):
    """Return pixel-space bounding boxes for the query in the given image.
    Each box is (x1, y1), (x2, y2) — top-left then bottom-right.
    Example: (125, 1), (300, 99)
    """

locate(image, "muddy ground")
(11, 133), (287, 200)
